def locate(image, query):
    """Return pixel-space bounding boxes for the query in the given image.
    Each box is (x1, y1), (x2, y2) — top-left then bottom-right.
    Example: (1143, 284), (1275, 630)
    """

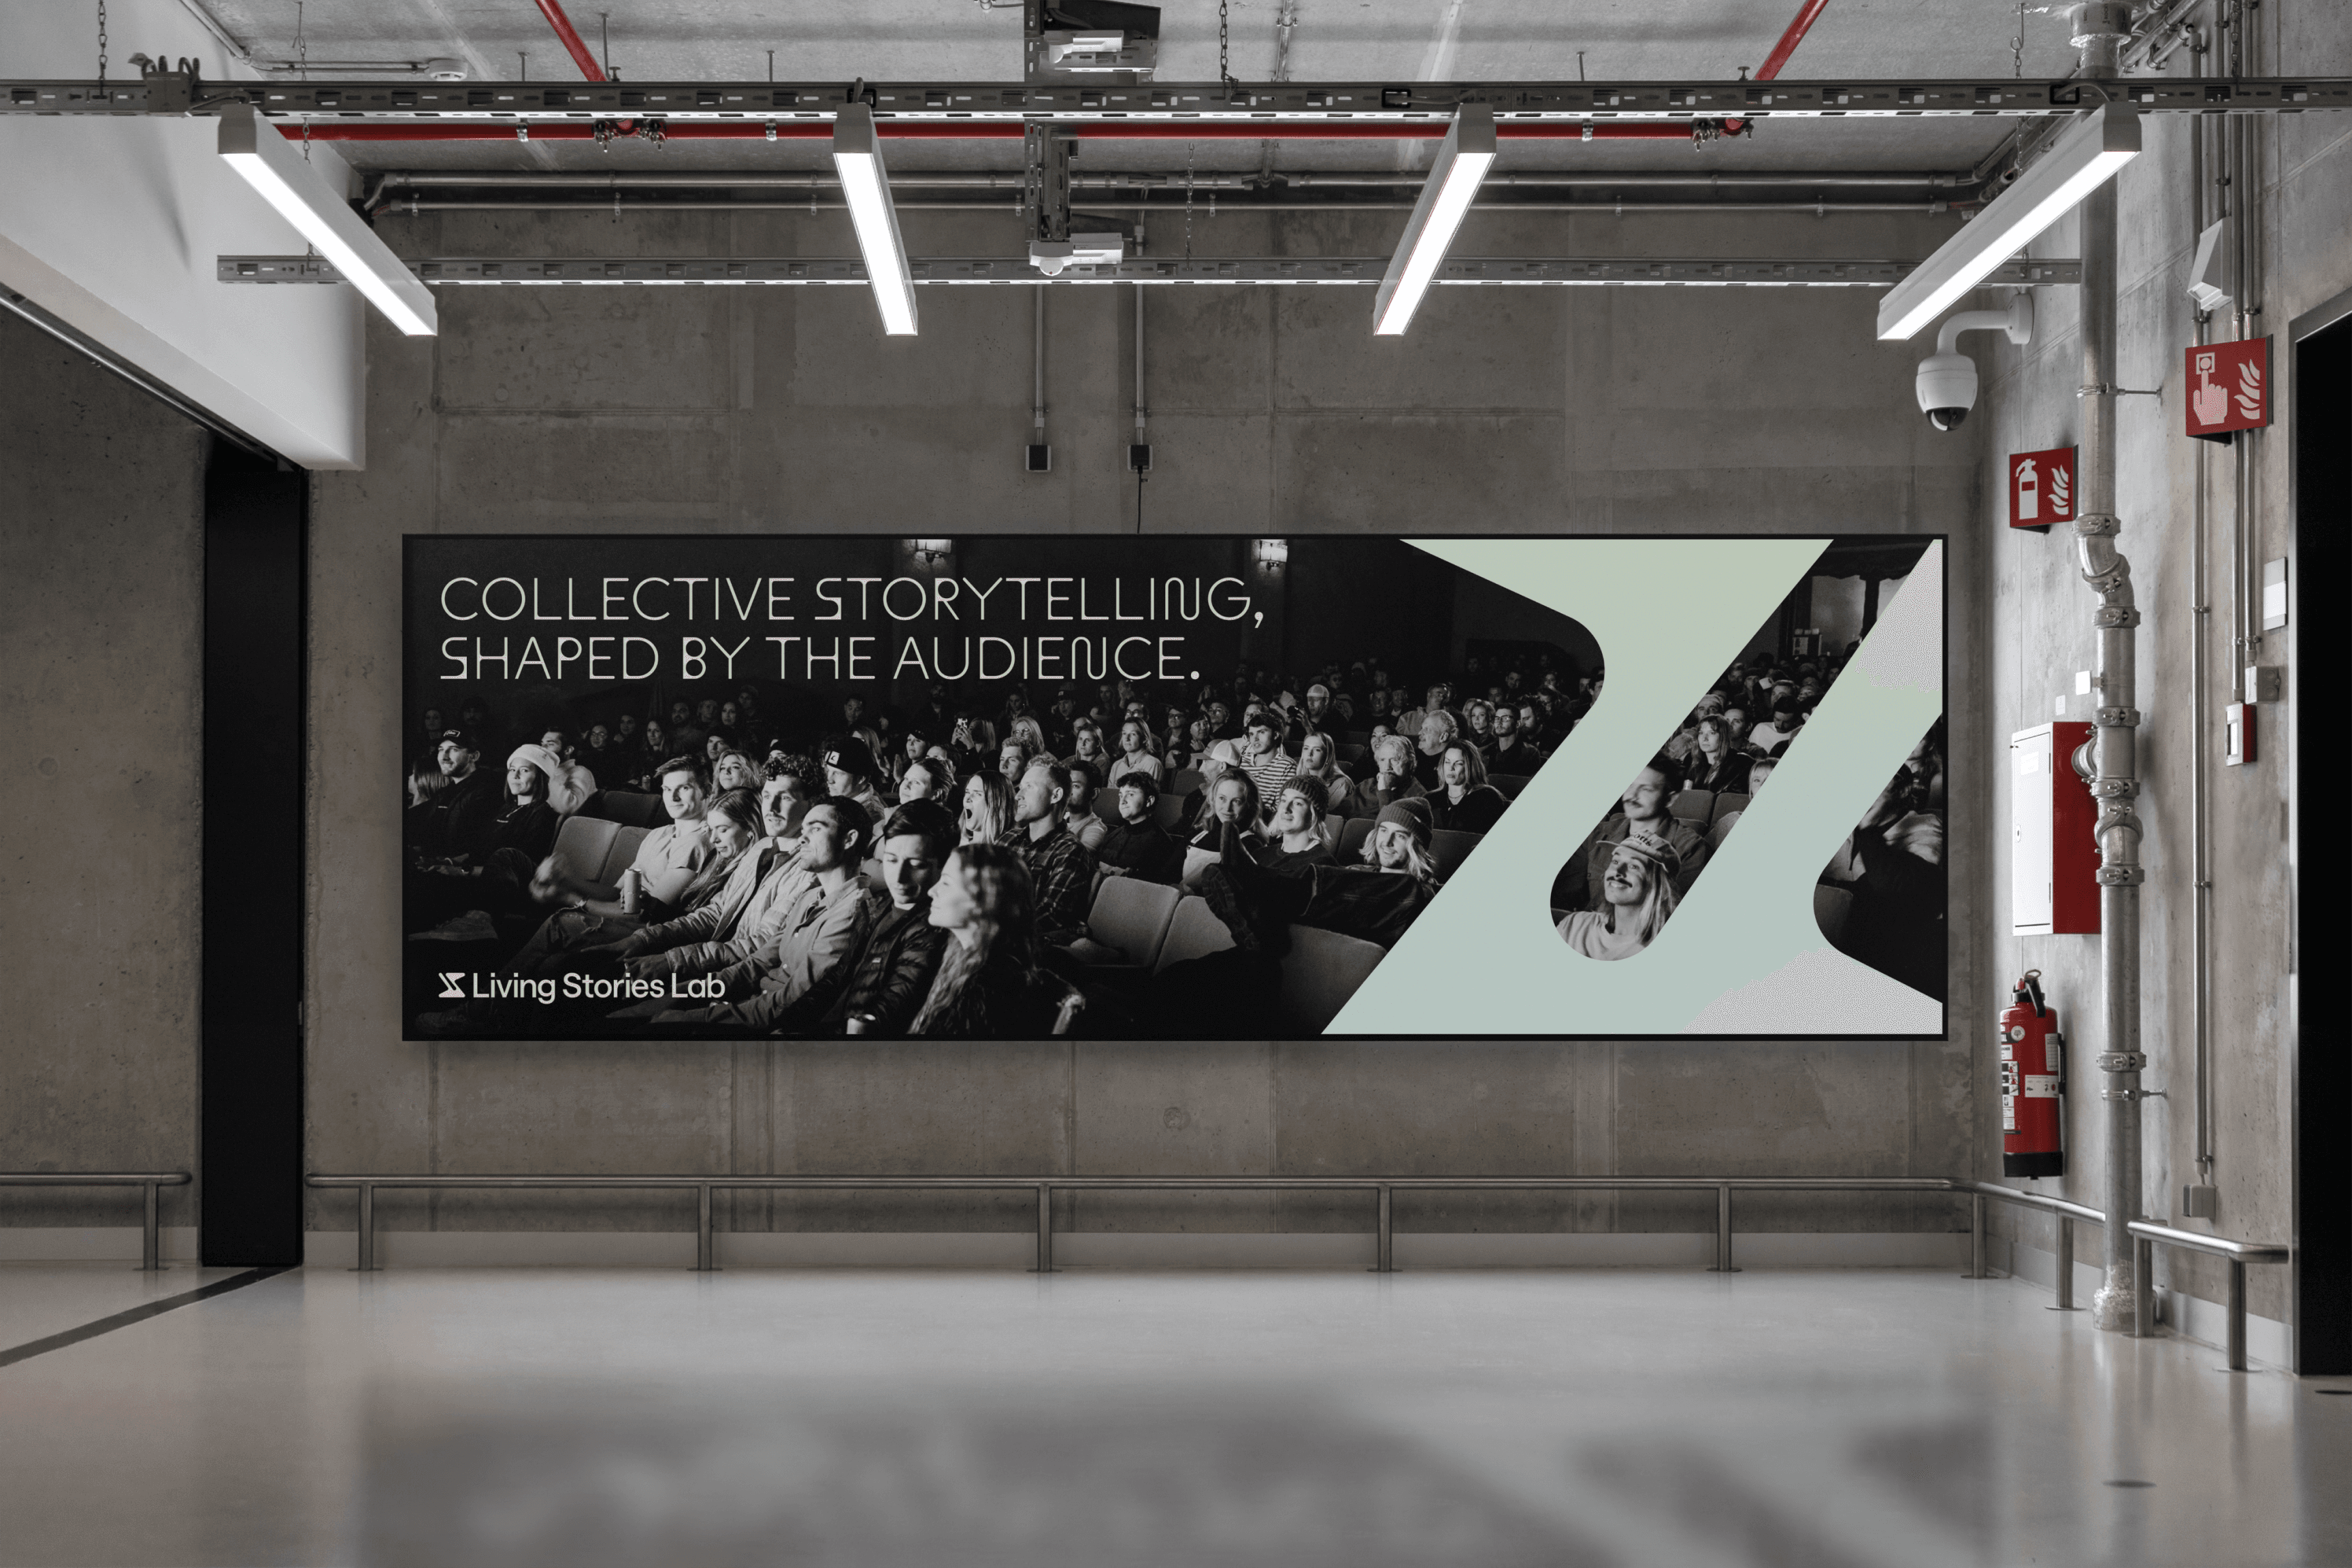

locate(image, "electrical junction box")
(2012, 721), (2100, 935)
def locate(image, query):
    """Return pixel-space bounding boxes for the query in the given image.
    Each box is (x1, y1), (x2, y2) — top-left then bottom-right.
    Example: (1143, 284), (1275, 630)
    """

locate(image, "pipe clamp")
(2097, 1051), (2149, 1073)
(2095, 865), (2146, 885)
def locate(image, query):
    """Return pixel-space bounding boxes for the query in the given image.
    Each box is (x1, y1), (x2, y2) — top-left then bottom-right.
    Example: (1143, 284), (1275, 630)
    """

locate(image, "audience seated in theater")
(1290, 731), (1356, 819)
(651, 796), (875, 1029)
(1183, 768), (1260, 888)
(960, 769), (1014, 848)
(532, 728), (598, 815)
(1825, 759), (1948, 1001)
(1200, 798), (1443, 952)
(586, 789), (808, 982)
(407, 728), (502, 866)
(1558, 756), (1712, 913)
(406, 742), (566, 935)
(1425, 739), (1510, 834)
(909, 844), (1058, 1038)
(710, 747), (760, 796)
(1009, 760), (1097, 944)
(819, 738), (890, 823)
(1239, 710), (1297, 808)
(531, 754), (719, 927)
(898, 753), (954, 806)
(821, 800), (958, 1036)
(1678, 716), (1753, 796)
(1111, 719), (1163, 786)
(1558, 835), (1682, 960)
(1360, 732), (1428, 814)
(1056, 760), (1109, 852)
(1488, 702), (1544, 770)
(1254, 776), (1337, 868)
(1095, 770), (1182, 885)
(1179, 738), (1242, 830)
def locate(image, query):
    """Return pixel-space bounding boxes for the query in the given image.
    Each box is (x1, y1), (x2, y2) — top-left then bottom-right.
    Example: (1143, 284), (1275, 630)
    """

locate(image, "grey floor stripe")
(0, 1267), (291, 1369)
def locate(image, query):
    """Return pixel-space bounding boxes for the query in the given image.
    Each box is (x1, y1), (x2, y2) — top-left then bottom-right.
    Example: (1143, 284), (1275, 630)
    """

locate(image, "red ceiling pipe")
(283, 119), (1697, 142)
(1725, 0), (1831, 134)
(532, 0), (608, 82)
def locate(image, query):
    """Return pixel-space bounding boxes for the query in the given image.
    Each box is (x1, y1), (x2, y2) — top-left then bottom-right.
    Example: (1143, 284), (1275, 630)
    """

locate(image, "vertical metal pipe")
(1714, 1185), (1734, 1273)
(2055, 1216), (2076, 1308)
(1971, 1193), (1986, 1279)
(142, 1181), (160, 1271)
(2227, 1258), (2248, 1370)
(696, 1183), (713, 1271)
(1132, 282), (1146, 444)
(1032, 287), (1047, 443)
(2189, 35), (2215, 1188)
(2134, 1236), (2156, 1337)
(1035, 1183), (1054, 1273)
(1376, 1185), (1393, 1273)
(2070, 3), (2146, 1337)
(358, 1183), (376, 1272)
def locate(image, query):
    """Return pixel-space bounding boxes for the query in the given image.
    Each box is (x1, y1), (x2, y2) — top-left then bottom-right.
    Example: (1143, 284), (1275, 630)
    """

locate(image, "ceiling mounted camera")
(1917, 292), (2033, 431)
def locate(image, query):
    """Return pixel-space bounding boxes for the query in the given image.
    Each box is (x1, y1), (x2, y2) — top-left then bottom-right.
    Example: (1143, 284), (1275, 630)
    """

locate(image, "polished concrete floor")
(1, 1261), (2346, 1567)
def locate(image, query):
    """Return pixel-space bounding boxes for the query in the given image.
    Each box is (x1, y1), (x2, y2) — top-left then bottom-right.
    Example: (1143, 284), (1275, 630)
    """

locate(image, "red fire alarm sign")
(2187, 336), (2270, 442)
(2008, 446), (2076, 532)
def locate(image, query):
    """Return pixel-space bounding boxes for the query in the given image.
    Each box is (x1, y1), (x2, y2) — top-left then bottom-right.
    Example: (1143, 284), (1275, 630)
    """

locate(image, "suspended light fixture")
(1876, 103), (2140, 341)
(216, 107), (438, 336)
(1252, 538), (1290, 573)
(832, 104), (919, 336)
(1371, 104), (1497, 336)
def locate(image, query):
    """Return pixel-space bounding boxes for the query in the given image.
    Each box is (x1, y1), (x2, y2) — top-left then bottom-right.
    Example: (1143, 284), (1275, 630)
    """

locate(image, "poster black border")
(399, 529), (1953, 1045)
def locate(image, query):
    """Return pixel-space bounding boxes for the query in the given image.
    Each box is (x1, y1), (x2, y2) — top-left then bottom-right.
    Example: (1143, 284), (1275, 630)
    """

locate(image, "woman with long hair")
(1425, 738), (1509, 834)
(1066, 721), (1111, 773)
(893, 728), (930, 785)
(710, 747), (760, 795)
(1111, 719), (1164, 786)
(909, 844), (1047, 1037)
(1678, 715), (1752, 796)
(958, 769), (1015, 847)
(1291, 730), (1354, 819)
(1556, 836), (1681, 960)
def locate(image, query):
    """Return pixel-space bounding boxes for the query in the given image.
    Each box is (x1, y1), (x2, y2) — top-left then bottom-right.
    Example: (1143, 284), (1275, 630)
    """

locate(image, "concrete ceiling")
(195, 0), (2095, 174)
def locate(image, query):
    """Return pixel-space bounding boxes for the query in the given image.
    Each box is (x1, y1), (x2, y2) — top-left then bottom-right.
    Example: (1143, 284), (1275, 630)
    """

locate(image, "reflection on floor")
(1, 1264), (2345, 1567)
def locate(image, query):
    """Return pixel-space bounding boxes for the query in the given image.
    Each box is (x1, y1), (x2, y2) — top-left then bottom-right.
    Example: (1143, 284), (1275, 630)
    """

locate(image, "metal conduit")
(368, 169), (1972, 191)
(377, 199), (1959, 215)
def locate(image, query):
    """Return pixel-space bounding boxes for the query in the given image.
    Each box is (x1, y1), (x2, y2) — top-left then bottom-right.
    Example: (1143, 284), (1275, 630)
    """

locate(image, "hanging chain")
(1219, 0), (1233, 84)
(2012, 1), (2026, 76)
(295, 1), (306, 80)
(1183, 141), (1196, 262)
(96, 0), (108, 91)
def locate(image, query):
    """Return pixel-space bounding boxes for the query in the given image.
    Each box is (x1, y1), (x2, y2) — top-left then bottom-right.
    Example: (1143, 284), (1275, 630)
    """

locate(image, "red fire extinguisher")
(2000, 970), (2064, 1178)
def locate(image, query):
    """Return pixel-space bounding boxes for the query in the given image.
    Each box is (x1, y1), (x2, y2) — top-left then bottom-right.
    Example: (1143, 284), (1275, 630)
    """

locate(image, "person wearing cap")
(1094, 769), (1181, 885)
(406, 742), (565, 935)
(407, 728), (502, 866)
(1557, 836), (1682, 960)
(1556, 755), (1711, 914)
(820, 736), (890, 825)
(1239, 710), (1297, 811)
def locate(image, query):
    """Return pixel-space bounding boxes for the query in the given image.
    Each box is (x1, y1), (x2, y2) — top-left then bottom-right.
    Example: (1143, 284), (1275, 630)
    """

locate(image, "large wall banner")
(402, 534), (1946, 1041)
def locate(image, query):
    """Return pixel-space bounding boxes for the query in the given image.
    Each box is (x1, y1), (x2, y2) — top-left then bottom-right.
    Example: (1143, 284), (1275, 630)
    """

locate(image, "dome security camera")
(424, 57), (468, 80)
(1916, 293), (2033, 433)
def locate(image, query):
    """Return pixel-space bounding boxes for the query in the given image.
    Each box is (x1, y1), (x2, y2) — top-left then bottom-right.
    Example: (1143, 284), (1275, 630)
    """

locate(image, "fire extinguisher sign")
(2007, 446), (2076, 532)
(2187, 336), (2270, 441)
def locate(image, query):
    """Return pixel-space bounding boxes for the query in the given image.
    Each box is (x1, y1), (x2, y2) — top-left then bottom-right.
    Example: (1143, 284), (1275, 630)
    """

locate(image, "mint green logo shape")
(1330, 538), (1944, 1036)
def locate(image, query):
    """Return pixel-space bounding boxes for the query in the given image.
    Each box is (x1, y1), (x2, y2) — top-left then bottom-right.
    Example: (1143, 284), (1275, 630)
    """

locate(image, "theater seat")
(1078, 875), (1181, 970)
(1428, 828), (1483, 881)
(1490, 773), (1531, 800)
(549, 815), (620, 883)
(859, 858), (883, 886)
(1278, 924), (1387, 1034)
(1154, 895), (1235, 973)
(599, 790), (669, 830)
(1712, 791), (1752, 826)
(1337, 817), (1378, 863)
(1152, 792), (1188, 832)
(1710, 810), (1742, 849)
(1337, 742), (1368, 764)
(597, 826), (650, 886)
(1169, 768), (1203, 799)
(1813, 883), (1855, 947)
(1670, 789), (1715, 823)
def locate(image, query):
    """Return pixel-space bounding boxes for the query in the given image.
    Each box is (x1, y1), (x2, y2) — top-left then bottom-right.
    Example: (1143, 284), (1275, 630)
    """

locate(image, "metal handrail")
(0, 1172), (191, 1271)
(2127, 1219), (2291, 1371)
(1970, 1181), (2106, 1314)
(306, 1171), (1972, 1276)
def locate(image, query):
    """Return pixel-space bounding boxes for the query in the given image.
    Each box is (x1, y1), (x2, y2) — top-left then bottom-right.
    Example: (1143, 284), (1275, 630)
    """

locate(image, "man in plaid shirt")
(1010, 759), (1097, 944)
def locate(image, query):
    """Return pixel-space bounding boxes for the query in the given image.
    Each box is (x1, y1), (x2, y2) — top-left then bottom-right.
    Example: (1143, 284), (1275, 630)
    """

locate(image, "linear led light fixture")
(832, 103), (918, 336)
(216, 107), (437, 336)
(1876, 103), (2139, 340)
(1371, 104), (1496, 336)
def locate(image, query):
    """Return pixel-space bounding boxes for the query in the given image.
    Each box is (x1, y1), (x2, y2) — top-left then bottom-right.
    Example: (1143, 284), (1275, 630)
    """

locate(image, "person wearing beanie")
(820, 736), (890, 824)
(1194, 794), (1443, 954)
(404, 742), (566, 938)
(1254, 775), (1335, 870)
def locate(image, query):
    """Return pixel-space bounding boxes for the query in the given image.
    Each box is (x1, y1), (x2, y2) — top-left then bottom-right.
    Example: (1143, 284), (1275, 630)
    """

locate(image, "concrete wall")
(301, 202), (1990, 1247)
(1978, 18), (2345, 1323)
(0, 312), (207, 1235)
